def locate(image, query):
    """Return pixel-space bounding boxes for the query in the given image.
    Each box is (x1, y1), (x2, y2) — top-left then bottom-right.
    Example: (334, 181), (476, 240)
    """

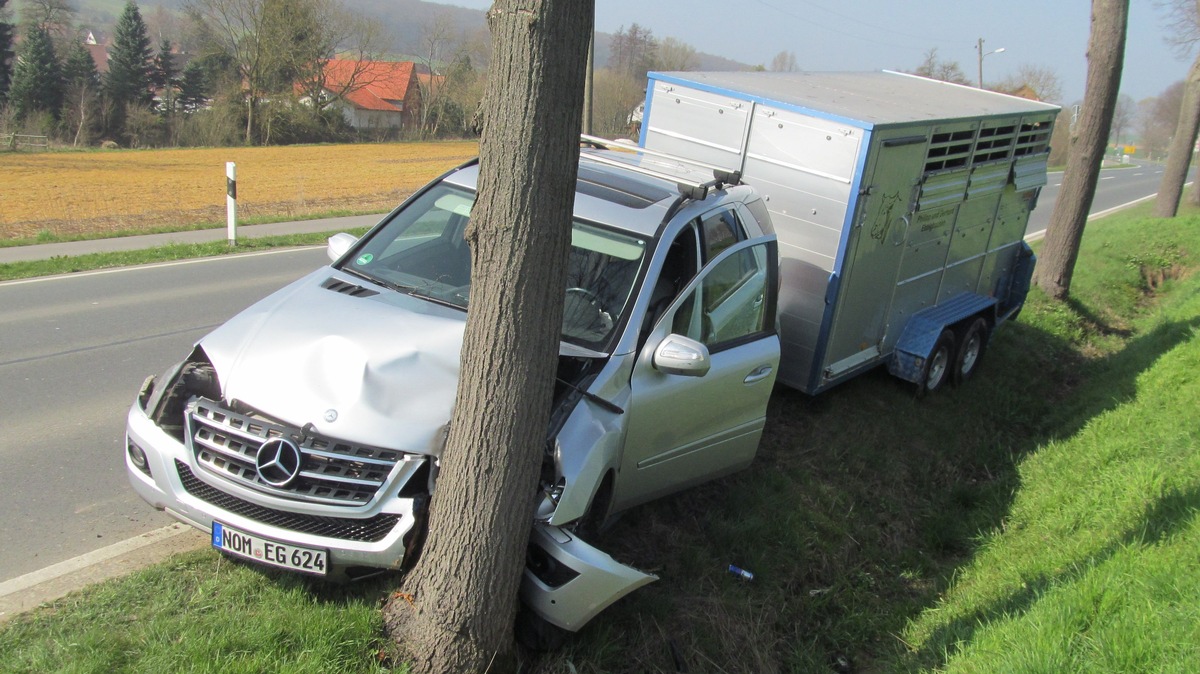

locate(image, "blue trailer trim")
(806, 127), (876, 393)
(646, 72), (875, 132)
(1001, 241), (1036, 320)
(887, 292), (998, 384)
(638, 88), (653, 147)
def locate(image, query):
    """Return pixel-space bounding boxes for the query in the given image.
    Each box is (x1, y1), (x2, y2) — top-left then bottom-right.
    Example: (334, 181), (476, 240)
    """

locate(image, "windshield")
(338, 183), (647, 352)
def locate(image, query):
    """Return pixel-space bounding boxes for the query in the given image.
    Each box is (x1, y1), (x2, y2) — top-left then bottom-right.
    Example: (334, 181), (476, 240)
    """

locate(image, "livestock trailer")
(639, 70), (1059, 393)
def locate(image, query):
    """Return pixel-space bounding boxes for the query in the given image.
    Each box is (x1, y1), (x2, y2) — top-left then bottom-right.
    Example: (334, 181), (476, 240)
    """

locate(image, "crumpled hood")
(199, 269), (465, 456)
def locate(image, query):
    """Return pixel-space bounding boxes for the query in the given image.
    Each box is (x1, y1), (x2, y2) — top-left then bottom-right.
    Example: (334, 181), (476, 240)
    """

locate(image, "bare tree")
(995, 64), (1064, 103)
(414, 12), (457, 137)
(1109, 93), (1137, 144)
(20, 0), (74, 39)
(593, 66), (645, 136)
(187, 0), (373, 143)
(769, 49), (798, 72)
(291, 3), (384, 117)
(1138, 81), (1183, 159)
(609, 22), (656, 79)
(1035, 0), (1129, 300)
(911, 47), (969, 85)
(381, 0), (593, 672)
(656, 36), (697, 71)
(1154, 0), (1200, 215)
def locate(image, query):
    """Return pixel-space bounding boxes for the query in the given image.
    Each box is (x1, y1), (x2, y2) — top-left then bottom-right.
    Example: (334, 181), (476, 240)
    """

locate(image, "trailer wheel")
(919, 330), (956, 396)
(954, 318), (990, 385)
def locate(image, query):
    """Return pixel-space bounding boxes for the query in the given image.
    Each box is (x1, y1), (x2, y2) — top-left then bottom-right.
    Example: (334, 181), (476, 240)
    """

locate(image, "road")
(0, 160), (1176, 584)
(0, 248), (328, 581)
(1027, 159), (1171, 237)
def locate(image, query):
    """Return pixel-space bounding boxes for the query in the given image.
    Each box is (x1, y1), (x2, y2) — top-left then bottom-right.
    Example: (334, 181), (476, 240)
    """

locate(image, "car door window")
(699, 209), (745, 263)
(671, 240), (773, 351)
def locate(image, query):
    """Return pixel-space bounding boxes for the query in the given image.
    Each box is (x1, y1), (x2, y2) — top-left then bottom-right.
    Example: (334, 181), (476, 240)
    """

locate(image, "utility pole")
(976, 38), (1005, 88)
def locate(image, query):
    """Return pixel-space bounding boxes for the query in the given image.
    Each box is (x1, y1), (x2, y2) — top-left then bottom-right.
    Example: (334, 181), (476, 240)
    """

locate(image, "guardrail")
(2, 134), (50, 150)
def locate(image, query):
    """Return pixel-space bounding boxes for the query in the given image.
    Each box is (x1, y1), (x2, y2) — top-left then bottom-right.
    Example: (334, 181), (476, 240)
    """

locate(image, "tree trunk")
(1157, 52), (1200, 216)
(382, 2), (593, 673)
(1034, 0), (1128, 301)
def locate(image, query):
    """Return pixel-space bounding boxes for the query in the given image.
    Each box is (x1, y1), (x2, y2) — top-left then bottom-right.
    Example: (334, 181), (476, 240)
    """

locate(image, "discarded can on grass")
(727, 564), (754, 581)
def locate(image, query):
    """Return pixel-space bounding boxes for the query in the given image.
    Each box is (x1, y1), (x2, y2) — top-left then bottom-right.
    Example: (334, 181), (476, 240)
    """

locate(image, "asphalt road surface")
(0, 248), (328, 581)
(0, 161), (1177, 584)
(1027, 160), (1172, 237)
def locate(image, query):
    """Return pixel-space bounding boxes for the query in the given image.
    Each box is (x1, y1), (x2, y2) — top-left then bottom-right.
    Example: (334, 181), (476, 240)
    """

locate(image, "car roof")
(441, 148), (744, 240)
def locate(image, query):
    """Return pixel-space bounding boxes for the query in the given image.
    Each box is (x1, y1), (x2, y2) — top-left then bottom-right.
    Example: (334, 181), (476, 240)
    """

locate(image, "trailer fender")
(1001, 241), (1037, 320)
(888, 293), (997, 384)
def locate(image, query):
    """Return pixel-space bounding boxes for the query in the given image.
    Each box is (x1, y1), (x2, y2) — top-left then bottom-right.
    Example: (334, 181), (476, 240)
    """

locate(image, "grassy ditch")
(1, 203), (1197, 673)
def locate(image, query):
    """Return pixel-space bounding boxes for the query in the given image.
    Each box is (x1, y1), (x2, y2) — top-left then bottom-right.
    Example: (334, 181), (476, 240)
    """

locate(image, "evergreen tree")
(176, 59), (208, 113)
(0, 0), (13, 104)
(150, 38), (177, 114)
(62, 38), (100, 145)
(104, 1), (153, 110)
(61, 38), (99, 87)
(7, 25), (62, 121)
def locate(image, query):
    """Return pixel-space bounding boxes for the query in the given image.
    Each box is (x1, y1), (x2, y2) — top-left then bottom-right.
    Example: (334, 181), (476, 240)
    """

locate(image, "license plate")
(212, 522), (328, 576)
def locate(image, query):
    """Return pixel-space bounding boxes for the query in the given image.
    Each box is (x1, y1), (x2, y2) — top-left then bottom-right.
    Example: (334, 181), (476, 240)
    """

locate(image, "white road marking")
(0, 524), (197, 599)
(1024, 191), (1165, 243)
(0, 246), (323, 288)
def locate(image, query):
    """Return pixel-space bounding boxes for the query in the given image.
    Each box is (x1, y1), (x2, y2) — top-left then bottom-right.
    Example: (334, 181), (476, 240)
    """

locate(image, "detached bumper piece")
(520, 524), (657, 632)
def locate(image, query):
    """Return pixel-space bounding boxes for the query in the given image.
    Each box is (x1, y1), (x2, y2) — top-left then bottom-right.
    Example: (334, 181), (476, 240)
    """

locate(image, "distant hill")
(73, 0), (751, 71)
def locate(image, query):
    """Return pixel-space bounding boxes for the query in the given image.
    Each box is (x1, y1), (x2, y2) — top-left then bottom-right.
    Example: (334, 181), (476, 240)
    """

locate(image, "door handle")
(753, 293), (764, 307)
(744, 365), (773, 384)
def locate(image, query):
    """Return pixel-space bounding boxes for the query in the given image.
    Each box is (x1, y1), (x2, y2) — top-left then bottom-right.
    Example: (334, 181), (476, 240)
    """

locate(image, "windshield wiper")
(341, 266), (414, 294)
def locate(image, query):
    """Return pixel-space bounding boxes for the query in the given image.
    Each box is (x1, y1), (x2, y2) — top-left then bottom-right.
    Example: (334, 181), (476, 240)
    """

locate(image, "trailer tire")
(954, 317), (989, 385)
(918, 329), (956, 397)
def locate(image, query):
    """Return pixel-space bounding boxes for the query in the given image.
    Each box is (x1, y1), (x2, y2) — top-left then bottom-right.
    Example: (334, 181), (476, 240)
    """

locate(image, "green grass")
(0, 229), (371, 282)
(0, 209), (379, 249)
(0, 551), (402, 673)
(1, 203), (1197, 673)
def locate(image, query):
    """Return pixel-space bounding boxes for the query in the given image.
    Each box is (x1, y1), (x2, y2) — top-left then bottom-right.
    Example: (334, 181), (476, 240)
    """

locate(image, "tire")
(919, 329), (956, 396)
(954, 317), (989, 385)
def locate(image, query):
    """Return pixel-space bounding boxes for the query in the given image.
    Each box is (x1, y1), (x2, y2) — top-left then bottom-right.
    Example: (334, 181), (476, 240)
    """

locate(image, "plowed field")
(0, 141), (478, 240)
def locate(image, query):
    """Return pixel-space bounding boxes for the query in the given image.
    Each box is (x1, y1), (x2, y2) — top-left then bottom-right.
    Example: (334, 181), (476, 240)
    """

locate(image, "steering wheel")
(563, 287), (613, 340)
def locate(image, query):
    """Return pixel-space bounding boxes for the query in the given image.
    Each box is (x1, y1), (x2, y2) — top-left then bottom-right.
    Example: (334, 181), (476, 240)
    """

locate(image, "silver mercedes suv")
(125, 140), (781, 633)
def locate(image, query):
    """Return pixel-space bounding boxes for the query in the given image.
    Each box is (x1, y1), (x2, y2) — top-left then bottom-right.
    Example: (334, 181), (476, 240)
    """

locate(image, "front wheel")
(918, 329), (956, 397)
(954, 318), (989, 385)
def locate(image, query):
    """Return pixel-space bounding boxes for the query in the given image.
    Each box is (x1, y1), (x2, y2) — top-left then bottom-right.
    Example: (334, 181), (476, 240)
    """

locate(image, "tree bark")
(382, 2), (593, 673)
(1157, 54), (1200, 215)
(1034, 0), (1128, 300)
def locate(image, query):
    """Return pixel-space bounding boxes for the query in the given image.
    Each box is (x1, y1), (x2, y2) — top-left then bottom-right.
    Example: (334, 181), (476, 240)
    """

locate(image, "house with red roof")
(309, 59), (429, 131)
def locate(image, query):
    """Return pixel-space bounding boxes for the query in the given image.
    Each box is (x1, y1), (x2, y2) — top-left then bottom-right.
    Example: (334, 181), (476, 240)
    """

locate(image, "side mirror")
(327, 232), (358, 262)
(653, 334), (711, 377)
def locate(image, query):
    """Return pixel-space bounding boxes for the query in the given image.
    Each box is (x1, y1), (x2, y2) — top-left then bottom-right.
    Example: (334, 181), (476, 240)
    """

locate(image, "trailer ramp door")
(820, 133), (926, 386)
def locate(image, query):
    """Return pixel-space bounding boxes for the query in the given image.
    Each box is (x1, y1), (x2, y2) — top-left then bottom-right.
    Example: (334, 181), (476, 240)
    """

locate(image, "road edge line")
(1024, 183), (1189, 244)
(0, 523), (196, 599)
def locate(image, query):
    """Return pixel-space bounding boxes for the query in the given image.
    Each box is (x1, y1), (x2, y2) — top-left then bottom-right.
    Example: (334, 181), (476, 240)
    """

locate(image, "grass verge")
(0, 231), (369, 282)
(1, 202), (1196, 673)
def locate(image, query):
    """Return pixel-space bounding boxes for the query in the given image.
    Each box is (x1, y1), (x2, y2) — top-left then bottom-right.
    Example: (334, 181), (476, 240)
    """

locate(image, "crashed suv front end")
(124, 157), (676, 631)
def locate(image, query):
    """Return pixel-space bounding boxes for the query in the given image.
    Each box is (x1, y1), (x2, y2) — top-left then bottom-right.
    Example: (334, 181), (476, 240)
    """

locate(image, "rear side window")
(699, 209), (745, 263)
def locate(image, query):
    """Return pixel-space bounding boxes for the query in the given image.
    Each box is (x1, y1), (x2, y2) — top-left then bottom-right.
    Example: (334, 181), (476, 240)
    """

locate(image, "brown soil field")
(0, 141), (479, 240)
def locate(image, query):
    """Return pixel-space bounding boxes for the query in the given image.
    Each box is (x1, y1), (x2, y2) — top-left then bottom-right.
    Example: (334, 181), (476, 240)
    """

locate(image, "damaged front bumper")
(124, 399), (426, 575)
(521, 523), (657, 632)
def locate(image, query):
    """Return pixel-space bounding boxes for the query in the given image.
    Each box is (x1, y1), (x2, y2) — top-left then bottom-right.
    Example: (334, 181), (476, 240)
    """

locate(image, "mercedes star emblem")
(255, 437), (302, 487)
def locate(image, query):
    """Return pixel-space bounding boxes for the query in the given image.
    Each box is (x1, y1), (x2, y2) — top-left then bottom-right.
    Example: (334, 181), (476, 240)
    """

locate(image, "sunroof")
(576, 162), (672, 209)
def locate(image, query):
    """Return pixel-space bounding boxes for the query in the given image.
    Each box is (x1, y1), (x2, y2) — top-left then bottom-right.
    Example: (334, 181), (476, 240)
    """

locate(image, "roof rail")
(579, 134), (742, 201)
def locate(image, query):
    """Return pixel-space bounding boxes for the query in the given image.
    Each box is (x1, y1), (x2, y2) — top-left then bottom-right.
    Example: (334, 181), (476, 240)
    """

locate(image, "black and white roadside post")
(226, 162), (237, 246)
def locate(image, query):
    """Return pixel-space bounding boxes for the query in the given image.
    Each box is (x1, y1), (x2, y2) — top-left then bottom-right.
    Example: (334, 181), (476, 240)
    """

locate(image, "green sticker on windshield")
(355, 253), (373, 265)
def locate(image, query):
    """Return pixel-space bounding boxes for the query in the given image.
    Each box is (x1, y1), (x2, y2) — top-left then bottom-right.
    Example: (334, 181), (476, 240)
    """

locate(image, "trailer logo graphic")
(869, 191), (903, 243)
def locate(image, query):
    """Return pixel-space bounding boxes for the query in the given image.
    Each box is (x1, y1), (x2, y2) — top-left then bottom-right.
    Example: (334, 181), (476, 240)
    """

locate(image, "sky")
(443, 0), (1182, 105)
